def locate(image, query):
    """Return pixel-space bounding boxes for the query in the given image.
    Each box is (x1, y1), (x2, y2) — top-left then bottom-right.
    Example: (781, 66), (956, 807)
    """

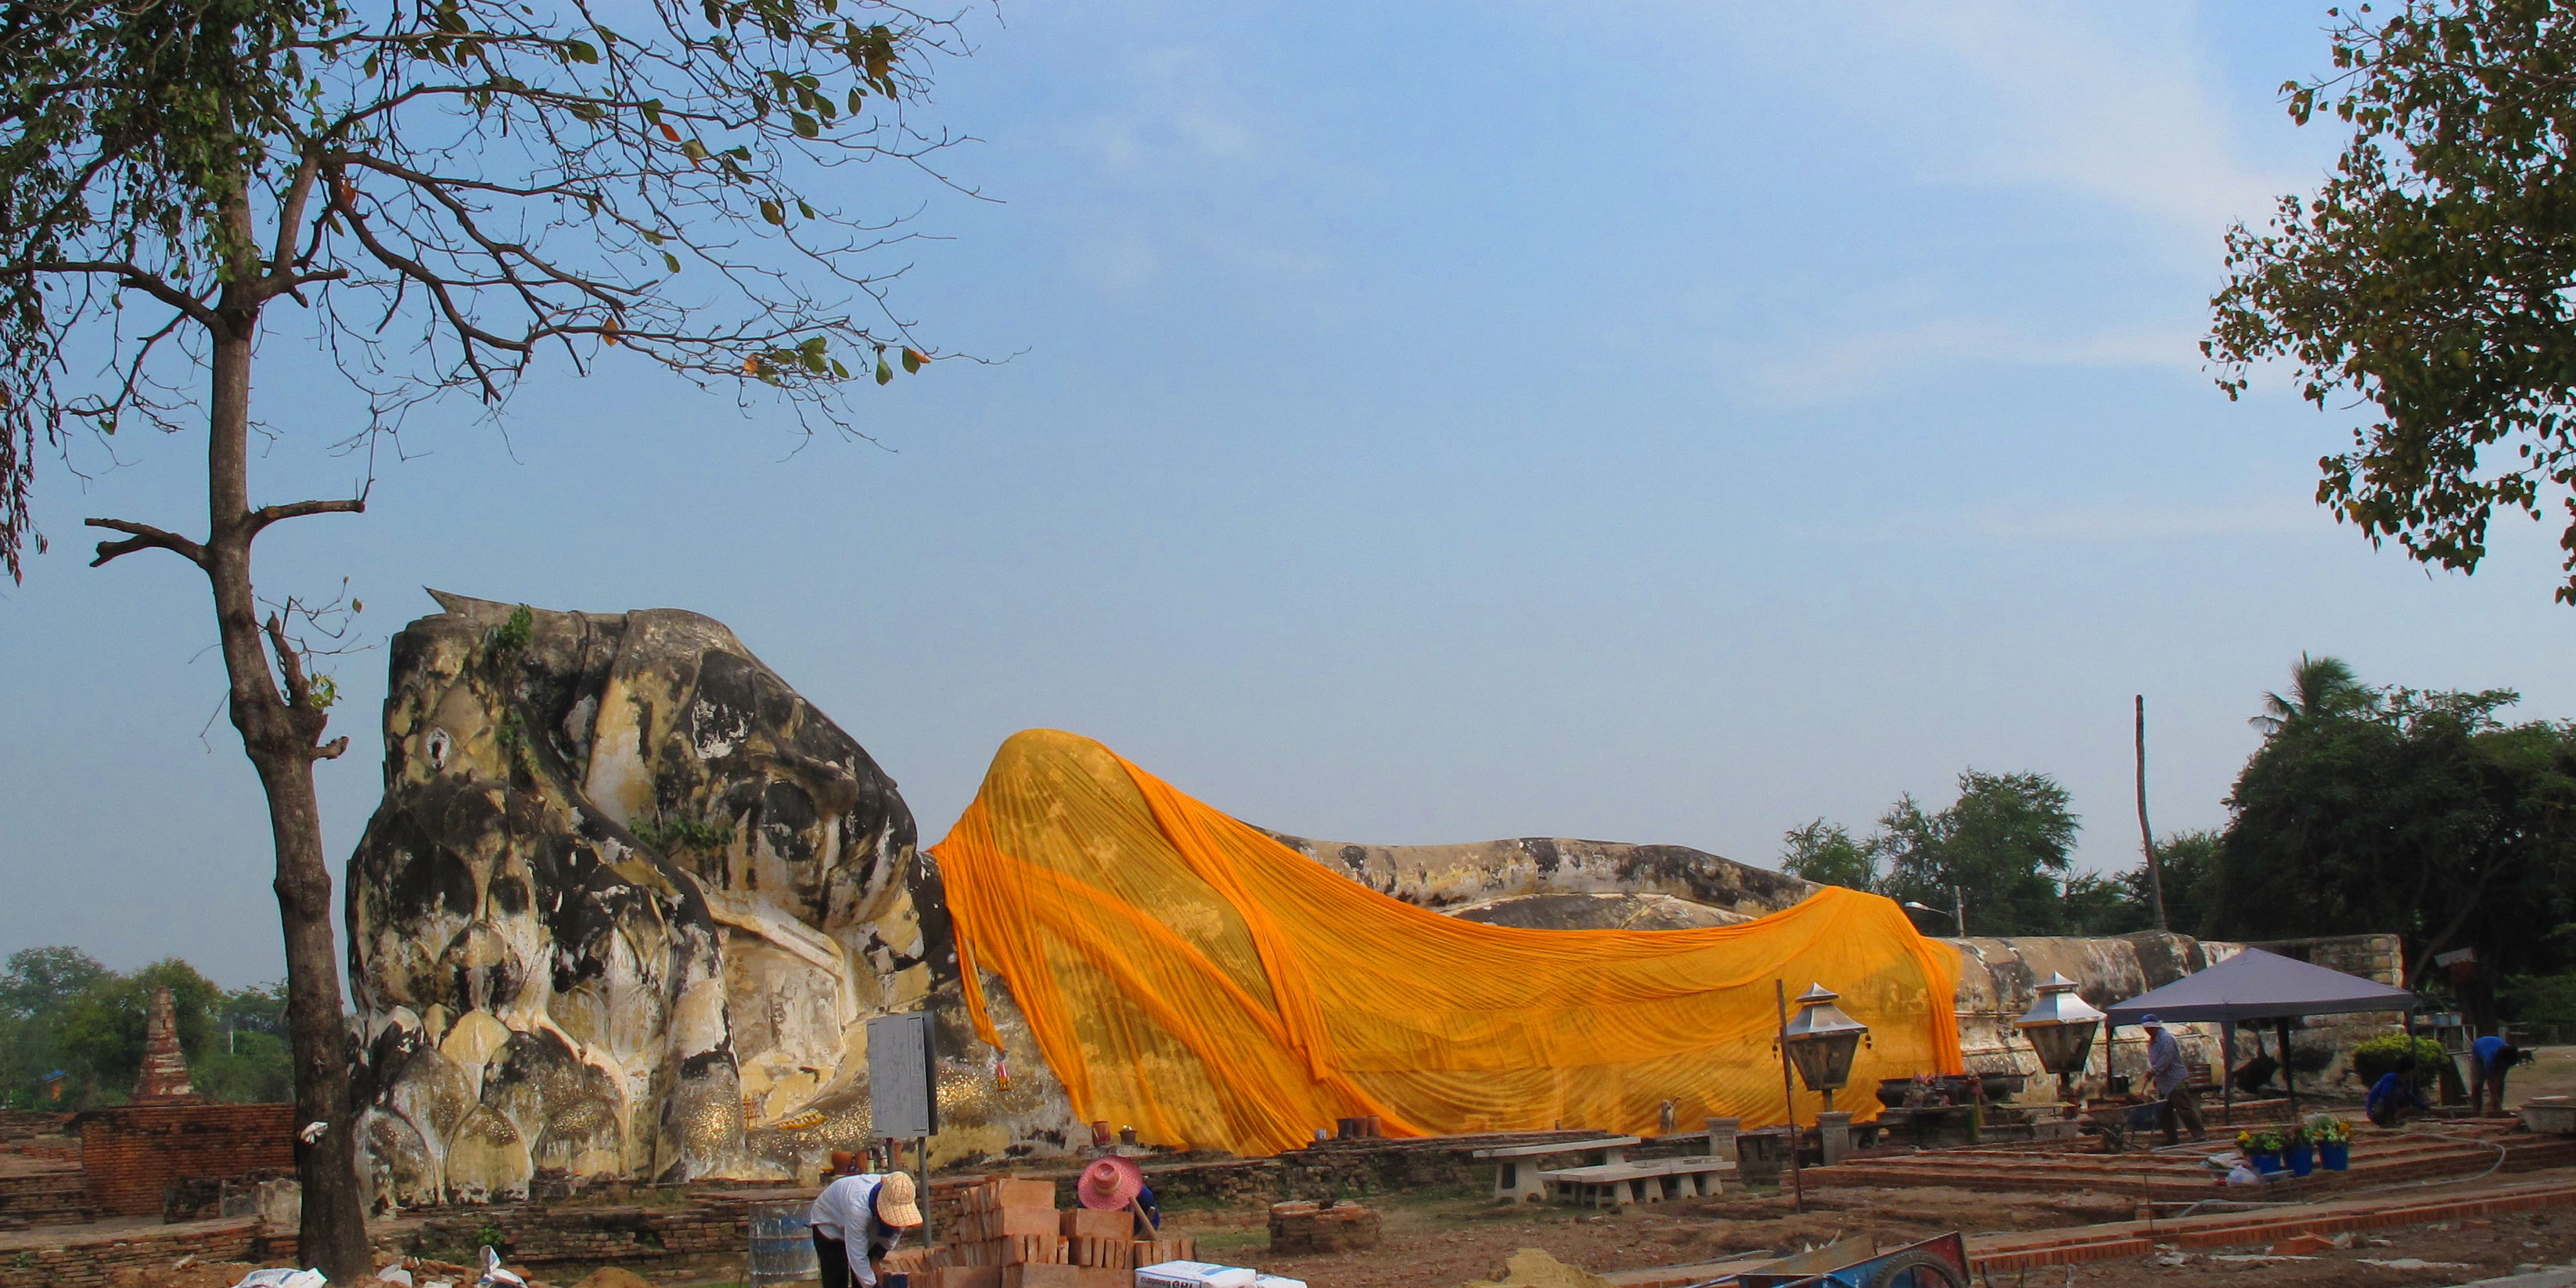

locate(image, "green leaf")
(797, 200), (815, 220)
(565, 39), (599, 63)
(662, 251), (683, 274)
(759, 199), (783, 225)
(900, 347), (922, 373)
(875, 358), (892, 385)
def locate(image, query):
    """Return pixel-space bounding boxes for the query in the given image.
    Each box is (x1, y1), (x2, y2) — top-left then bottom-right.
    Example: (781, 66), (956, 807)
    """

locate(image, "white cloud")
(1842, 3), (2294, 250)
(1818, 499), (2322, 547)
(1742, 316), (2205, 407)
(1063, 45), (1261, 173)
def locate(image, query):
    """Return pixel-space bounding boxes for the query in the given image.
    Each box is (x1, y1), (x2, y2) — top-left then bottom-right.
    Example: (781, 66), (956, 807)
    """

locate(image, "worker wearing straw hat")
(809, 1171), (923, 1288)
(1076, 1157), (1160, 1239)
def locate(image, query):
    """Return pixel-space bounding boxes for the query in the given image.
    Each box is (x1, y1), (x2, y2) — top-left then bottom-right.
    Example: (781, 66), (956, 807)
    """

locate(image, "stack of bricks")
(916, 1178), (1196, 1288)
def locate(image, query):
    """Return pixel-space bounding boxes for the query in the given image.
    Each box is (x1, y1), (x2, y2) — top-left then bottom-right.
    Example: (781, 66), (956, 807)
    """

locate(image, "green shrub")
(2351, 1034), (2447, 1087)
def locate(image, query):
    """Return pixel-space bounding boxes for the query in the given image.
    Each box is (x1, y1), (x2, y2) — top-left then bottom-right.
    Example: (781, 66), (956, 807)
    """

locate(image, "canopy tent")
(2105, 947), (2415, 1123)
(2105, 948), (2414, 1025)
(930, 729), (1966, 1156)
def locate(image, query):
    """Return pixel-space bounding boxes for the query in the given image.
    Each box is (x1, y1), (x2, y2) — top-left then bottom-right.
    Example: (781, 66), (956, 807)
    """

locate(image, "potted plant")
(2237, 1128), (2286, 1174)
(2285, 1124), (2315, 1177)
(2307, 1114), (2353, 1171)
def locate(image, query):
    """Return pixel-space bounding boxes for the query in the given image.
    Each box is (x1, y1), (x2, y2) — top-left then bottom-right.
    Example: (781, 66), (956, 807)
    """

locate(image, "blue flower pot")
(2288, 1141), (2315, 1176)
(2320, 1142), (2350, 1171)
(2252, 1152), (2284, 1175)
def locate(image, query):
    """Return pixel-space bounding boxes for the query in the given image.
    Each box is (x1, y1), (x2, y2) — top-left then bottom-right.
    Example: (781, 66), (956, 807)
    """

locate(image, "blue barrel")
(748, 1200), (819, 1288)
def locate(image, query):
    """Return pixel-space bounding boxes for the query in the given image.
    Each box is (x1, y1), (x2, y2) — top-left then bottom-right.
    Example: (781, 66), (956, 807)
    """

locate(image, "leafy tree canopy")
(1779, 770), (2135, 937)
(1779, 818), (1875, 890)
(0, 950), (293, 1109)
(2211, 655), (2576, 1018)
(2209, 0), (2576, 604)
(0, 0), (957, 578)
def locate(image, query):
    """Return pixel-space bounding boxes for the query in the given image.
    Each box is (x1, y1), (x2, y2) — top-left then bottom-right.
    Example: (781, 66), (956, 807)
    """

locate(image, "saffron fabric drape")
(932, 729), (1963, 1155)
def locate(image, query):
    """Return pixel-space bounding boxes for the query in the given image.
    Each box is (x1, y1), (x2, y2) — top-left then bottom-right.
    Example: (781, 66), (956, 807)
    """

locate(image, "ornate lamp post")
(1781, 983), (1873, 1114)
(2013, 972), (2106, 1110)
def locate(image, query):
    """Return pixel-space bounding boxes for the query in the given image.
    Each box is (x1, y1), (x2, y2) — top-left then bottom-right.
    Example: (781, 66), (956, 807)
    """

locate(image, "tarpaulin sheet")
(931, 729), (1965, 1155)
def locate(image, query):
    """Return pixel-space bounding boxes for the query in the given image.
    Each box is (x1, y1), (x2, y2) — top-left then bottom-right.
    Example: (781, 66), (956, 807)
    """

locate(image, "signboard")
(866, 1012), (939, 1139)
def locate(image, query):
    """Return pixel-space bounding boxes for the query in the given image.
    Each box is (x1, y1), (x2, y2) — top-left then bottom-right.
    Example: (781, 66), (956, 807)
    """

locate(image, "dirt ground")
(2511, 1046), (2576, 1108)
(1161, 1185), (2148, 1288)
(93, 1166), (2576, 1288)
(2059, 1209), (2576, 1287)
(1161, 1179), (2576, 1288)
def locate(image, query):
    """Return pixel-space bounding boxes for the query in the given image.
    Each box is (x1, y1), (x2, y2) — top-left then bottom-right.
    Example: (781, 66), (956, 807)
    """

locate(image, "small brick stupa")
(132, 986), (202, 1104)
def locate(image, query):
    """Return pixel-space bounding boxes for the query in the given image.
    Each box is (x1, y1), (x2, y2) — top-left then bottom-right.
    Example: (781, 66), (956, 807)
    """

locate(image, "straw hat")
(873, 1171), (924, 1228)
(1076, 1156), (1144, 1211)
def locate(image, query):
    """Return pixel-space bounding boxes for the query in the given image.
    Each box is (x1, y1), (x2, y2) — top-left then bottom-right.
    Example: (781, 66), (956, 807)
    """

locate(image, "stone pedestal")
(1733, 1128), (1787, 1185)
(1815, 1111), (1853, 1166)
(1704, 1117), (1741, 1163)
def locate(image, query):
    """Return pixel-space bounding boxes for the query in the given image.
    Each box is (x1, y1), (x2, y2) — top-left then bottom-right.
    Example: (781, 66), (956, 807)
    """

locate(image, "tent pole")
(2403, 1005), (2421, 1110)
(2222, 1020), (2235, 1126)
(2278, 1017), (2297, 1122)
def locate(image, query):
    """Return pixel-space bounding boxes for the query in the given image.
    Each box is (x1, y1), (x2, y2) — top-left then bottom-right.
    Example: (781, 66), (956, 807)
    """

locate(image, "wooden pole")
(1776, 979), (1804, 1213)
(916, 1136), (932, 1245)
(2136, 696), (2168, 932)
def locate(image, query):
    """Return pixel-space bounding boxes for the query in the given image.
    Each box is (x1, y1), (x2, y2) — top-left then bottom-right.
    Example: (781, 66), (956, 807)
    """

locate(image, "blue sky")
(7, 2), (2574, 985)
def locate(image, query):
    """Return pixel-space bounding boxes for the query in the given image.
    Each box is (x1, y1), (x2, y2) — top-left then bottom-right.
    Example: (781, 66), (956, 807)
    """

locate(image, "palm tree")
(2248, 653), (2372, 733)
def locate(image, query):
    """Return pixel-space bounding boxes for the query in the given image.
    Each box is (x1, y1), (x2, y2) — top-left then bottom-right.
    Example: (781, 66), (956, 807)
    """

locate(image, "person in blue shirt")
(2473, 1034), (2535, 1117)
(2368, 1060), (2430, 1128)
(808, 1171), (923, 1288)
(2141, 1016), (2205, 1143)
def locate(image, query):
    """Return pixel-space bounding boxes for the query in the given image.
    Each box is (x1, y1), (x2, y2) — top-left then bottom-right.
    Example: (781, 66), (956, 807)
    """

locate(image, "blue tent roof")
(2103, 947), (2414, 1025)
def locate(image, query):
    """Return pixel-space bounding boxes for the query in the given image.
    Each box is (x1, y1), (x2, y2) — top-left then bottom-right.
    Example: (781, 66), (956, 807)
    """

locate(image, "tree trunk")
(200, 311), (371, 1281)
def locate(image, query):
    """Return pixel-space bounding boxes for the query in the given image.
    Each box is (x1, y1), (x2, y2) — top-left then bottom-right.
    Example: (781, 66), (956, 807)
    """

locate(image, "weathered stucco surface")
(1261, 832), (1819, 920)
(346, 595), (1075, 1209)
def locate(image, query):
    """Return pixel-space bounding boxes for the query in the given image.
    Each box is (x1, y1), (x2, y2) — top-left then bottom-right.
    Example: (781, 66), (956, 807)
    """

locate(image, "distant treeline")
(1782, 655), (2576, 1033)
(0, 948), (293, 1110)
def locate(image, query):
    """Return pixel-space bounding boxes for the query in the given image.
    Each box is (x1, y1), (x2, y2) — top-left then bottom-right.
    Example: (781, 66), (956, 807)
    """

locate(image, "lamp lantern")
(1781, 983), (1871, 1112)
(2013, 972), (2106, 1106)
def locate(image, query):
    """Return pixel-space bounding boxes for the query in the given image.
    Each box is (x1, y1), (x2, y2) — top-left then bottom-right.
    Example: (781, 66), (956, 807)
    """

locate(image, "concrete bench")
(1538, 1155), (1736, 1208)
(1471, 1135), (1639, 1203)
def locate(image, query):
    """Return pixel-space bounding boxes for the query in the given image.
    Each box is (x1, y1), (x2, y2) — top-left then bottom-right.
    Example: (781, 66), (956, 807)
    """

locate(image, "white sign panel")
(866, 1012), (939, 1139)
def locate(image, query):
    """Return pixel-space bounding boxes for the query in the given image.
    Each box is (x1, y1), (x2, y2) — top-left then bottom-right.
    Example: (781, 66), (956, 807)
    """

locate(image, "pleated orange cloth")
(930, 729), (1964, 1155)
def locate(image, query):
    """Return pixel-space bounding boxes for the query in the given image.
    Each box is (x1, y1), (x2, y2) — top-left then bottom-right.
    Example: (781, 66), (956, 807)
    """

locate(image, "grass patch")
(1153, 1191), (1247, 1214)
(1190, 1229), (1268, 1255)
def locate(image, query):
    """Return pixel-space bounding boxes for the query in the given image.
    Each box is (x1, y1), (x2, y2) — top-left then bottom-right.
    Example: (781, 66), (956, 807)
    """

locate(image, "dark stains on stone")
(2121, 930), (2207, 990)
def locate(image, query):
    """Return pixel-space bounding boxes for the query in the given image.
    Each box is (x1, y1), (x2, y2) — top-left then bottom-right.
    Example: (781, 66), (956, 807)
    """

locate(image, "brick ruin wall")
(0, 1218), (293, 1288)
(77, 1104), (297, 1218)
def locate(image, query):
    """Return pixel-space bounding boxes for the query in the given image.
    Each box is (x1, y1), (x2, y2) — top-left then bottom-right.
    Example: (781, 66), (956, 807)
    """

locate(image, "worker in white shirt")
(808, 1171), (924, 1288)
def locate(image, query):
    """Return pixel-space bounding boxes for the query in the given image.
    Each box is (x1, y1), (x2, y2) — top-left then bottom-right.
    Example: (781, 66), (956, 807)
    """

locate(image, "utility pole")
(2135, 695), (2168, 931)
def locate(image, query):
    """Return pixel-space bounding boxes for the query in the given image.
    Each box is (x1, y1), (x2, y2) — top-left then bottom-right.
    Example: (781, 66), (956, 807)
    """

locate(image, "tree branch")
(246, 495), (367, 539)
(84, 517), (206, 567)
(263, 612), (315, 710)
(0, 261), (218, 328)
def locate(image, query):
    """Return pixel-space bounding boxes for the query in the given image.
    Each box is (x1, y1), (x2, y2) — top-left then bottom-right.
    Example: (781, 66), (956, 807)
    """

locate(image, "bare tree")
(0, 0), (962, 1272)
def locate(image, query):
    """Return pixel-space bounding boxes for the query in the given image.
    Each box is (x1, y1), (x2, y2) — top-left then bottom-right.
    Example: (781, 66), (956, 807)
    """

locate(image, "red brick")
(74, 1103), (294, 1217)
